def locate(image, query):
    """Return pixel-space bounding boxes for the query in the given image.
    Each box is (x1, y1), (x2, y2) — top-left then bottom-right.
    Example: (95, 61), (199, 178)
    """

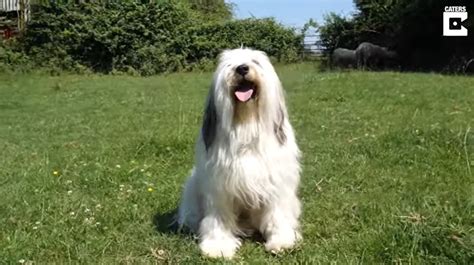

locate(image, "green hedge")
(5, 1), (303, 75)
(0, 40), (32, 73)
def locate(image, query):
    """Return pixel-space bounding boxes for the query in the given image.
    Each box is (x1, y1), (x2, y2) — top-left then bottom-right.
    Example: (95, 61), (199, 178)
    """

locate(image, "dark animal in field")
(355, 42), (398, 70)
(331, 48), (357, 68)
(464, 58), (474, 74)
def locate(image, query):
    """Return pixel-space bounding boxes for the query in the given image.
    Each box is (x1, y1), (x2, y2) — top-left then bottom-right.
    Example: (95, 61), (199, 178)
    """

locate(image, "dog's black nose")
(236, 64), (249, 76)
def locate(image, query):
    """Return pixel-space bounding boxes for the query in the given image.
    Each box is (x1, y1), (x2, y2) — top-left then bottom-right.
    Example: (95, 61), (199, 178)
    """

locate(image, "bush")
(188, 18), (303, 65)
(0, 40), (32, 72)
(3, 1), (303, 75)
(318, 13), (359, 53)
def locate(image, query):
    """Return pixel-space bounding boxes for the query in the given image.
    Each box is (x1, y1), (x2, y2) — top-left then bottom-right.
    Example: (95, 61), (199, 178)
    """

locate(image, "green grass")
(1, 64), (473, 264)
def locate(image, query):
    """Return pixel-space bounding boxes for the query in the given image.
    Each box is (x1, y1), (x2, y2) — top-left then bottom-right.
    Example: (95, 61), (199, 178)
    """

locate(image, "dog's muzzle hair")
(177, 48), (302, 259)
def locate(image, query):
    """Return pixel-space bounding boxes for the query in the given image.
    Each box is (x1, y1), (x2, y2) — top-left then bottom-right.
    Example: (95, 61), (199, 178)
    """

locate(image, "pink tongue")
(235, 89), (254, 102)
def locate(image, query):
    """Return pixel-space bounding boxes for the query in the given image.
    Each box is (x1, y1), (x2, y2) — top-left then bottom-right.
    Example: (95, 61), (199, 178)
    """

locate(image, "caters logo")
(443, 6), (468, 36)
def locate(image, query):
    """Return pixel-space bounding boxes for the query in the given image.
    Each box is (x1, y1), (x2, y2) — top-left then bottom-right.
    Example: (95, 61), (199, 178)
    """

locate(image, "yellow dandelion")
(147, 187), (154, 192)
(53, 170), (59, 176)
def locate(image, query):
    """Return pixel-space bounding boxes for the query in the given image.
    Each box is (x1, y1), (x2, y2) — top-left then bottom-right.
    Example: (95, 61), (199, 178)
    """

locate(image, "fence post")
(18, 0), (29, 33)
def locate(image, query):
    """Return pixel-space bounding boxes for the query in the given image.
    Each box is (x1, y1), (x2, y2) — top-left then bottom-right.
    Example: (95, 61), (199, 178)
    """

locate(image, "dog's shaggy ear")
(273, 85), (288, 145)
(202, 94), (217, 151)
(274, 105), (287, 145)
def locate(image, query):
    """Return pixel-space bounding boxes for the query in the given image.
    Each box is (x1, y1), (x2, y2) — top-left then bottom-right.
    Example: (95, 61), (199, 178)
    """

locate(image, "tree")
(179, 0), (234, 21)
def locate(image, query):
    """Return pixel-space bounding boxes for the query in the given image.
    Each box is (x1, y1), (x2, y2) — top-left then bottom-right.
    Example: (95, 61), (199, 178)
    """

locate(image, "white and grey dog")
(178, 48), (301, 259)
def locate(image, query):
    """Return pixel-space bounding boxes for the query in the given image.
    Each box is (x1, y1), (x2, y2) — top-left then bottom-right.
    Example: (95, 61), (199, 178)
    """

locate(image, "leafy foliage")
(318, 13), (358, 53)
(0, 40), (32, 72)
(2, 1), (302, 75)
(187, 18), (303, 64)
(178, 0), (234, 22)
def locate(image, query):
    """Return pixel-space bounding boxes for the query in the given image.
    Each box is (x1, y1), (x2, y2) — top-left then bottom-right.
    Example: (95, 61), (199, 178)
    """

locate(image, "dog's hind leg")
(177, 170), (202, 233)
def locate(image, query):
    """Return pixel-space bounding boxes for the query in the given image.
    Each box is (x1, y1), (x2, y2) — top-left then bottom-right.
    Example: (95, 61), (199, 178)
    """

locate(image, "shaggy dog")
(177, 48), (301, 259)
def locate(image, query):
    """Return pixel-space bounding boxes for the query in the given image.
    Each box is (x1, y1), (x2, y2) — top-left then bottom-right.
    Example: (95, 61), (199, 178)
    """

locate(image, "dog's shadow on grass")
(152, 208), (265, 243)
(153, 208), (179, 234)
(153, 208), (193, 236)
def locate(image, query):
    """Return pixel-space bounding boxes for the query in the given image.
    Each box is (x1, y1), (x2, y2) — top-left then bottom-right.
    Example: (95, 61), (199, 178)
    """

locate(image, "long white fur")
(178, 48), (302, 259)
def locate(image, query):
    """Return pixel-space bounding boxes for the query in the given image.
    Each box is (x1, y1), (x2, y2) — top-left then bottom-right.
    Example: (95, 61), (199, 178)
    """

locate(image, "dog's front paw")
(199, 237), (240, 259)
(264, 229), (301, 253)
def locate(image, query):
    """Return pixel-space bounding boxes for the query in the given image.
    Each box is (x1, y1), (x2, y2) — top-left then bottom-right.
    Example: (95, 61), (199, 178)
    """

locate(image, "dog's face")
(213, 49), (279, 123)
(202, 48), (287, 150)
(221, 49), (265, 105)
(217, 49), (272, 102)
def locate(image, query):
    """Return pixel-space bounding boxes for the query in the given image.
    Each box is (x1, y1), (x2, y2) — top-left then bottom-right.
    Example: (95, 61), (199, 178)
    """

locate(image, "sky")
(231, 0), (356, 29)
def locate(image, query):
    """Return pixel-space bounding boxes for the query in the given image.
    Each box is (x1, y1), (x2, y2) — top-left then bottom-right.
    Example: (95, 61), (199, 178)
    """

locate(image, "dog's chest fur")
(207, 138), (280, 207)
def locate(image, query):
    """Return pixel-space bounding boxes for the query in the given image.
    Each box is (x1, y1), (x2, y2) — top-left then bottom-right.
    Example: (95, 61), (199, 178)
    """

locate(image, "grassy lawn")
(1, 64), (473, 264)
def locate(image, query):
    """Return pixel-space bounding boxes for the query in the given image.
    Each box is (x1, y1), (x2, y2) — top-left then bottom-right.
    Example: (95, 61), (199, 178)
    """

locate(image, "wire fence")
(301, 33), (325, 59)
